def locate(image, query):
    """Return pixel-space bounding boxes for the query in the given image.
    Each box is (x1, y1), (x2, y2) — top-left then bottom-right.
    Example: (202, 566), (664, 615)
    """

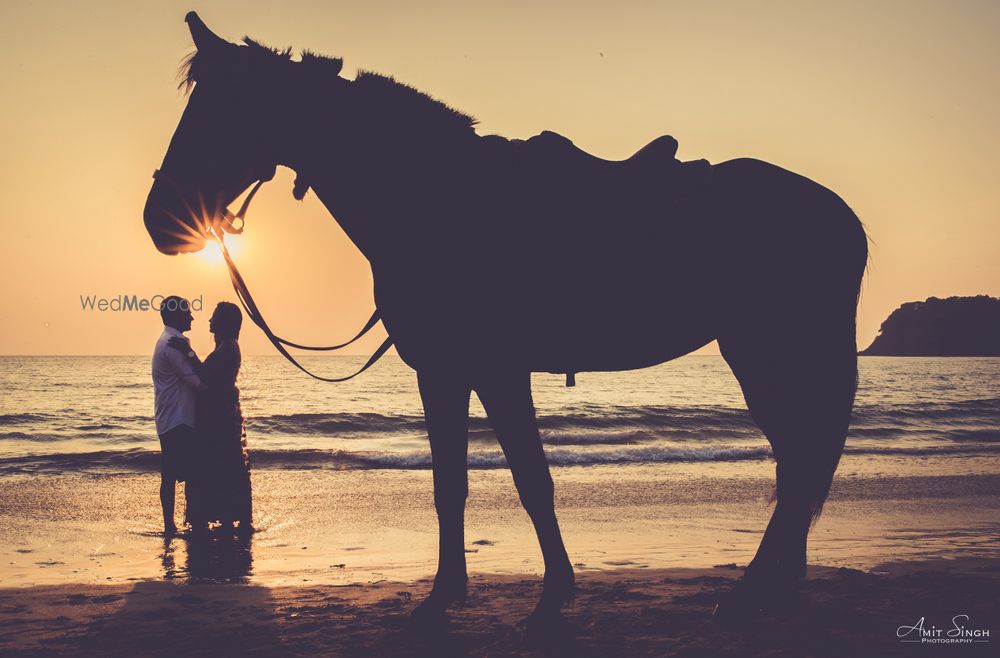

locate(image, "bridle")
(151, 168), (261, 235)
(151, 168), (393, 382)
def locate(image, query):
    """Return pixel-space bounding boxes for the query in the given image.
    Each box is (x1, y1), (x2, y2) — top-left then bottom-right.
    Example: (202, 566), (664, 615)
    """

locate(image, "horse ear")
(185, 11), (228, 52)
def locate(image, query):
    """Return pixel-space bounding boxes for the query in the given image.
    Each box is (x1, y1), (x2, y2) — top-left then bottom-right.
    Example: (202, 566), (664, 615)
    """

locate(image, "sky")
(0, 0), (998, 357)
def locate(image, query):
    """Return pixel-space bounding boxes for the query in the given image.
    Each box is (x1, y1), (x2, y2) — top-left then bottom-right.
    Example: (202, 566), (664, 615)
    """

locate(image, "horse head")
(144, 12), (342, 254)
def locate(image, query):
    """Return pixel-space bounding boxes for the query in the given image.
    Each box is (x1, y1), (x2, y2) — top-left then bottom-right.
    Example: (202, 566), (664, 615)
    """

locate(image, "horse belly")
(378, 167), (726, 375)
(520, 261), (719, 373)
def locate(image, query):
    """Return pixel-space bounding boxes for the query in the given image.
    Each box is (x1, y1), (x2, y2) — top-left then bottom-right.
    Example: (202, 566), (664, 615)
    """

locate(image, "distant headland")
(861, 295), (1000, 356)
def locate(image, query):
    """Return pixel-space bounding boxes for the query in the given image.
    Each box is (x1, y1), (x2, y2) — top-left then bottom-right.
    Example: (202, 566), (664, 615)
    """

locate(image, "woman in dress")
(169, 302), (252, 534)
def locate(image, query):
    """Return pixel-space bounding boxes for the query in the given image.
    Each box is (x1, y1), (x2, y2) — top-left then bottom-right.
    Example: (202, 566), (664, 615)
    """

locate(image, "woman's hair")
(212, 302), (243, 340)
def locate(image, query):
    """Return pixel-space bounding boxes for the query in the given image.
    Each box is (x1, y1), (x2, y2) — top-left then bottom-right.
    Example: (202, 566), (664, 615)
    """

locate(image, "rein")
(153, 169), (393, 382)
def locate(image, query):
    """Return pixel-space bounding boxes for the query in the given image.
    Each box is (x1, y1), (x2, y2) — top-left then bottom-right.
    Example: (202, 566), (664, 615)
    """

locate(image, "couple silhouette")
(151, 295), (252, 536)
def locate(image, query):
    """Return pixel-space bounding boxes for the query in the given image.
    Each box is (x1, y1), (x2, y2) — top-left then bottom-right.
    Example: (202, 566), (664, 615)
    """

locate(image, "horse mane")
(178, 37), (477, 135)
(351, 71), (478, 133)
(178, 37), (293, 93)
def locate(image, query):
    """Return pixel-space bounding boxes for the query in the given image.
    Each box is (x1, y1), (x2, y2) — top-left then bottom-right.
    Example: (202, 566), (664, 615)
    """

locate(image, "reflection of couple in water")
(152, 295), (252, 536)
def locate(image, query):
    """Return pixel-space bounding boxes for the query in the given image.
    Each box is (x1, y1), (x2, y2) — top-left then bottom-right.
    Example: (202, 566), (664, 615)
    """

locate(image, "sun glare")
(196, 236), (242, 265)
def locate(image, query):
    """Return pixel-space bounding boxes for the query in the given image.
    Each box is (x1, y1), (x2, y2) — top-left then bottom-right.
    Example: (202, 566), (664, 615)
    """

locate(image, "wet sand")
(2, 460), (998, 586)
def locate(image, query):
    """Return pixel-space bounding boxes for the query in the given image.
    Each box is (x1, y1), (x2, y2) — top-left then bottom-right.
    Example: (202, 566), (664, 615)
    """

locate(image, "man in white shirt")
(151, 295), (205, 535)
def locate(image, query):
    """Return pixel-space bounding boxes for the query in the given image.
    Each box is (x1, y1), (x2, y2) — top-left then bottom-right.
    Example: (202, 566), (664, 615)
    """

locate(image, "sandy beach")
(1, 460), (998, 656)
(3, 560), (997, 657)
(3, 356), (998, 655)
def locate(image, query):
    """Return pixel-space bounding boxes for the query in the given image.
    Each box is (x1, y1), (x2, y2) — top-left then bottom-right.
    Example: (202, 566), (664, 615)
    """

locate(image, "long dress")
(187, 339), (252, 530)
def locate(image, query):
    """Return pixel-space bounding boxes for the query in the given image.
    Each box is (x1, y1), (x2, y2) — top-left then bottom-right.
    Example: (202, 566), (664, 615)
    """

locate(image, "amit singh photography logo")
(897, 614), (990, 645)
(79, 294), (204, 312)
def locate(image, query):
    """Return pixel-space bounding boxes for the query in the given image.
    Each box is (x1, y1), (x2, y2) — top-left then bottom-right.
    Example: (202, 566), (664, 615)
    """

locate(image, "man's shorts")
(158, 424), (195, 482)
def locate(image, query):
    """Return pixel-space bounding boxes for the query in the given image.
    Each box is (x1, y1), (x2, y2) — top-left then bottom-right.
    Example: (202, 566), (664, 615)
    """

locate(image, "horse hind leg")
(715, 319), (858, 620)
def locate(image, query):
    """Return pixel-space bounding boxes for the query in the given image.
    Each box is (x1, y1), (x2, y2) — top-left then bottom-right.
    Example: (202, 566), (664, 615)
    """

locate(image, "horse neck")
(275, 93), (476, 263)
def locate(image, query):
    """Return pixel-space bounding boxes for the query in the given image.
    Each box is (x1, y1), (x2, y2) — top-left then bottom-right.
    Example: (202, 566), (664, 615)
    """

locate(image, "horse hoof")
(408, 580), (467, 630)
(408, 598), (450, 632)
(541, 566), (576, 609)
(713, 574), (799, 625)
(525, 607), (574, 646)
(712, 594), (762, 627)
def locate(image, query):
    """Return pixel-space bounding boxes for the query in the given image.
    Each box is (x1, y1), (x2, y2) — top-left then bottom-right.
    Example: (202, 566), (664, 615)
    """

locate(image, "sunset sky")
(1, 0), (997, 358)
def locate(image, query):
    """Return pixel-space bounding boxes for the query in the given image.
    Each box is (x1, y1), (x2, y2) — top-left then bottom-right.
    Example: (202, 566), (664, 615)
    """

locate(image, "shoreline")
(2, 463), (998, 588)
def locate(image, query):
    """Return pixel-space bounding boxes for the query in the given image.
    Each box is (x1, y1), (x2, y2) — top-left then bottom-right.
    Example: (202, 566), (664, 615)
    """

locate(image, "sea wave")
(2, 398), (997, 446)
(23, 398), (991, 433)
(851, 397), (1000, 422)
(1, 442), (997, 476)
(0, 431), (151, 443)
(0, 413), (56, 425)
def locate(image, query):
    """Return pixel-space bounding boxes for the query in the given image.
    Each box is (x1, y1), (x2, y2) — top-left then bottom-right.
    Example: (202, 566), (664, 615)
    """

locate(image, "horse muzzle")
(143, 174), (212, 254)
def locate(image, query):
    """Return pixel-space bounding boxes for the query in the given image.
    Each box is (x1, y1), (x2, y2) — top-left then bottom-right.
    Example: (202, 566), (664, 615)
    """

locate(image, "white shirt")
(152, 326), (203, 435)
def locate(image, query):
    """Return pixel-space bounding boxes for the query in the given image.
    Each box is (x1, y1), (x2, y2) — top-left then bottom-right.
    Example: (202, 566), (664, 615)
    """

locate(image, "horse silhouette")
(144, 12), (868, 628)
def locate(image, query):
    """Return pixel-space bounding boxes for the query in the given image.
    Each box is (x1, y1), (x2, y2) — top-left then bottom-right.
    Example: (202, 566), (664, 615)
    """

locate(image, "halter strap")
(212, 226), (393, 382)
(219, 178), (265, 234)
(152, 167), (393, 381)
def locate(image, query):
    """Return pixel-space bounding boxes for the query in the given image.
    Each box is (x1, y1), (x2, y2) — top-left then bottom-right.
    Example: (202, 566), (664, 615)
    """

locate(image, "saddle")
(528, 130), (679, 169)
(516, 130), (711, 195)
(474, 131), (713, 386)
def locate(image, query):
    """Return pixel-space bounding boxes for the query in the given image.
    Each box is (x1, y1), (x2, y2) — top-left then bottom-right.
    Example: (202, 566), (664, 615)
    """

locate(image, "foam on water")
(0, 355), (997, 475)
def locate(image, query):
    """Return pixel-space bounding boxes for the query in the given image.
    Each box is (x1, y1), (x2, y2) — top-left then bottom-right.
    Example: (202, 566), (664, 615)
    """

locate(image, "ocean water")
(0, 355), (998, 476)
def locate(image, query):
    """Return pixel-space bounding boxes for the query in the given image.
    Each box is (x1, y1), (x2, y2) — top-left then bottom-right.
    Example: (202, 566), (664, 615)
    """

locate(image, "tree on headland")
(861, 295), (1000, 356)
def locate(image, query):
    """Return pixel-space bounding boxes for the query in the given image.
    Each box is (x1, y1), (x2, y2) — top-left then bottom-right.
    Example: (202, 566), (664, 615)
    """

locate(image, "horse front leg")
(410, 369), (472, 622)
(476, 370), (575, 625)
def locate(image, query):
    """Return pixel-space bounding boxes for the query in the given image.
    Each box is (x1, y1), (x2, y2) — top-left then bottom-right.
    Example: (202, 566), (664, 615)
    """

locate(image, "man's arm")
(166, 343), (206, 392)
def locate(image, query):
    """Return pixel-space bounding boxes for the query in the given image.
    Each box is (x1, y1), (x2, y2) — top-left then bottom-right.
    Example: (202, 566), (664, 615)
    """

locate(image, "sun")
(195, 235), (242, 265)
